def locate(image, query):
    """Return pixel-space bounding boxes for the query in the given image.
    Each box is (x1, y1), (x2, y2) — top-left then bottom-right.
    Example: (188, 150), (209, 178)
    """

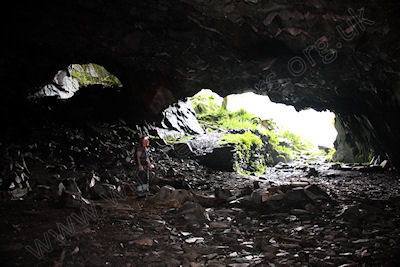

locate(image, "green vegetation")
(191, 90), (220, 115)
(281, 131), (311, 152)
(70, 63), (123, 87)
(219, 131), (266, 176)
(192, 90), (260, 130)
(326, 148), (336, 161)
(190, 90), (315, 176)
(219, 131), (263, 149)
(165, 135), (194, 144)
(220, 110), (258, 130)
(311, 147), (337, 162)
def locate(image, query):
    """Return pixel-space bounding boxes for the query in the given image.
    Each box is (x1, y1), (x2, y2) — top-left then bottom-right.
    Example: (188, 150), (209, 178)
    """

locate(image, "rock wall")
(333, 114), (373, 163)
(161, 99), (204, 136)
(1, 1), (400, 169)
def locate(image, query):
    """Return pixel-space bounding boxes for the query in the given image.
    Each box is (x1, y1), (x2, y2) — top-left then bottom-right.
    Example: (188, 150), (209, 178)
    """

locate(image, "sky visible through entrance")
(207, 90), (337, 148)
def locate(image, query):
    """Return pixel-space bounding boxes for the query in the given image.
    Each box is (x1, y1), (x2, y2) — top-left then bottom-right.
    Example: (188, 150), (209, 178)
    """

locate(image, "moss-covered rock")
(219, 131), (266, 175)
(188, 90), (312, 175)
(70, 63), (122, 88)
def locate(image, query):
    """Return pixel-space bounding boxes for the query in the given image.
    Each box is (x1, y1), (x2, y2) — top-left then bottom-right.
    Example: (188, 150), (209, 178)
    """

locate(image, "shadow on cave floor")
(1, 121), (400, 266)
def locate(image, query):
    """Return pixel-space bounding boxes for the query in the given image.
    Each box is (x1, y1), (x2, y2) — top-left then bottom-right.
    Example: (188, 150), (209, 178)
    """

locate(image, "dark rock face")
(161, 99), (204, 135)
(334, 113), (373, 163)
(1, 1), (400, 168)
(199, 146), (236, 171)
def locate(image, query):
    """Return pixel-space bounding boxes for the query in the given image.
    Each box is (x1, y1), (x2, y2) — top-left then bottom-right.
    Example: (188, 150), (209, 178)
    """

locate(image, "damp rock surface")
(1, 121), (400, 266)
(2, 0), (400, 169)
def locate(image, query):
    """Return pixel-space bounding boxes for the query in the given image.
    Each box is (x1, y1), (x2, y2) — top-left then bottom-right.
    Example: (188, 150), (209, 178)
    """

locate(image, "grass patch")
(219, 131), (263, 149)
(197, 107), (263, 131)
(326, 148), (336, 161)
(281, 130), (312, 152)
(190, 90), (315, 173)
(219, 131), (265, 176)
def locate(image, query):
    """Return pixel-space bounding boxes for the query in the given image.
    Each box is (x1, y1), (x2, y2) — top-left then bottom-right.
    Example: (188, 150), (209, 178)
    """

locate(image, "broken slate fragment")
(185, 237), (204, 244)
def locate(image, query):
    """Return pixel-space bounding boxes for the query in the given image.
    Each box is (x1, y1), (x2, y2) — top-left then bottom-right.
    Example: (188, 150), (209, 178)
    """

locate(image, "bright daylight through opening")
(197, 89), (337, 149)
(4, 3), (400, 266)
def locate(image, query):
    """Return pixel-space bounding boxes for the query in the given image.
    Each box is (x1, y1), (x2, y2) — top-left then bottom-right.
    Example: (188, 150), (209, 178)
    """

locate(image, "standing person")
(133, 136), (152, 197)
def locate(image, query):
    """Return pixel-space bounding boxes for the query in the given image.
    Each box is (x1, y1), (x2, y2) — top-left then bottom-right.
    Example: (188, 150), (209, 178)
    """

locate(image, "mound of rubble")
(1, 120), (400, 266)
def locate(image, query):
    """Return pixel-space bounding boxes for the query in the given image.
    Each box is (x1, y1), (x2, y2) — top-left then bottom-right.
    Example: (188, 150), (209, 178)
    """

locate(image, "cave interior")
(1, 1), (400, 266)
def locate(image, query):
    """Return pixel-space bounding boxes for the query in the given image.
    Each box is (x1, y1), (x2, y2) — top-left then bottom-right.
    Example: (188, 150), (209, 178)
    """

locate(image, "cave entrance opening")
(29, 63), (122, 100)
(186, 89), (338, 175)
(224, 91), (337, 150)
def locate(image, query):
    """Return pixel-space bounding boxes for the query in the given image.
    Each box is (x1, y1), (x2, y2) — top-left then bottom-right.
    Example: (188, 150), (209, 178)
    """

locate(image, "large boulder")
(198, 146), (235, 171)
(161, 99), (204, 135)
(157, 185), (192, 205)
(177, 201), (208, 225)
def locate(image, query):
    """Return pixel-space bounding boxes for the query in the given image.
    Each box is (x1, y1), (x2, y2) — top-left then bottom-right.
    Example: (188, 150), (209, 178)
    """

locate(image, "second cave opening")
(2, 1), (400, 265)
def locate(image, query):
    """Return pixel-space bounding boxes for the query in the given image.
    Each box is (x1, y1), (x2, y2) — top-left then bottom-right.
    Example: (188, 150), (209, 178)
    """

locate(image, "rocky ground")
(1, 122), (400, 266)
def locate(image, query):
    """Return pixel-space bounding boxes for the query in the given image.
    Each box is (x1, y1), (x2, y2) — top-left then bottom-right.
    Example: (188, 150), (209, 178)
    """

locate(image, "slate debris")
(1, 121), (400, 266)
